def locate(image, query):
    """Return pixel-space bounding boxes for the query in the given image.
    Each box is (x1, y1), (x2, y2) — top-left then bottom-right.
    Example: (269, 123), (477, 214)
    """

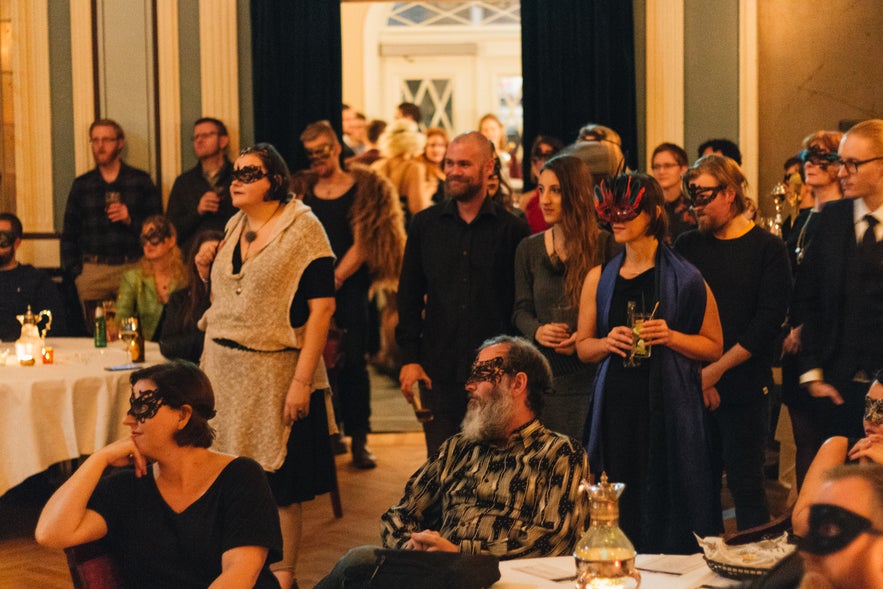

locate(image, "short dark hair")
(606, 173), (668, 241)
(530, 135), (565, 158)
(238, 143), (292, 202)
(130, 360), (217, 447)
(89, 119), (124, 141)
(0, 212), (23, 240)
(652, 142), (688, 167)
(697, 138), (742, 165)
(367, 120), (388, 144)
(478, 335), (551, 416)
(397, 102), (421, 123)
(194, 117), (228, 137)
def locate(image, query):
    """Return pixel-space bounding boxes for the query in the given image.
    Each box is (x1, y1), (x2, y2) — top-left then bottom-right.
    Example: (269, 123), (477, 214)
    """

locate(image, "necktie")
(862, 214), (878, 250)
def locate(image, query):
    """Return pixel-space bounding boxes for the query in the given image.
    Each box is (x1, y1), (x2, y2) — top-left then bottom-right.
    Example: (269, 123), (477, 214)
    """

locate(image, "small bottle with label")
(130, 317), (145, 363)
(94, 306), (107, 348)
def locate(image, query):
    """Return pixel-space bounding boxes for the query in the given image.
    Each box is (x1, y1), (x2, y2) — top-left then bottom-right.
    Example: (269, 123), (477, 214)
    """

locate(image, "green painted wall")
(238, 0), (254, 148)
(48, 0), (75, 232)
(178, 0), (201, 171)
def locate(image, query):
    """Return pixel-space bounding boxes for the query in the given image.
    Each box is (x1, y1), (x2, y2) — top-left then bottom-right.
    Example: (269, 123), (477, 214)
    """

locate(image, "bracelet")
(293, 376), (312, 388)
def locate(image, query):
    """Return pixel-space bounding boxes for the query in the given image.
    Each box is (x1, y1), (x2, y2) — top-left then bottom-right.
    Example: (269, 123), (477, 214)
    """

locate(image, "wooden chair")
(64, 539), (124, 589)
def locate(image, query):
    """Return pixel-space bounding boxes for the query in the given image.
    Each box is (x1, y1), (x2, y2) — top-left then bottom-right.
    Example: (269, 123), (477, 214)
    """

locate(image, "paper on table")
(636, 553), (707, 575)
(512, 561), (576, 583)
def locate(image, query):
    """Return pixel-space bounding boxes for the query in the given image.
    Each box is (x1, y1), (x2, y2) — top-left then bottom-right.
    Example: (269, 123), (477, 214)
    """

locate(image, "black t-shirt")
(88, 456), (282, 589)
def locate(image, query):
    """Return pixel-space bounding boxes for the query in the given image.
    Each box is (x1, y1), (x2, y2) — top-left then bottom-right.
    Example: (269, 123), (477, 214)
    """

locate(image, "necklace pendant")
(235, 286), (242, 295)
(244, 230), (257, 243)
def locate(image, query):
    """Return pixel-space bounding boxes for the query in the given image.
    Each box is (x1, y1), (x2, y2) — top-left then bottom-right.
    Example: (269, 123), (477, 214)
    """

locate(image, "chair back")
(64, 539), (125, 589)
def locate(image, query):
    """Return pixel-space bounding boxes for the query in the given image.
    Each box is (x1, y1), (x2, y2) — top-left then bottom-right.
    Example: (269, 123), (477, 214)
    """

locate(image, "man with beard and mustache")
(0, 213), (66, 340)
(298, 120), (406, 469)
(397, 132), (529, 456)
(674, 154), (791, 531)
(61, 119), (162, 321)
(313, 337), (588, 588)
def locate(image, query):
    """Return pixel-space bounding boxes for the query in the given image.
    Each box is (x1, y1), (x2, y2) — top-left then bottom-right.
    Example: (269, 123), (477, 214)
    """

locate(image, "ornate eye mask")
(864, 395), (883, 425)
(466, 356), (510, 387)
(594, 174), (645, 224)
(0, 230), (15, 248)
(798, 503), (883, 555)
(139, 230), (165, 247)
(231, 166), (268, 184)
(798, 147), (841, 170)
(305, 143), (334, 162)
(128, 388), (164, 422)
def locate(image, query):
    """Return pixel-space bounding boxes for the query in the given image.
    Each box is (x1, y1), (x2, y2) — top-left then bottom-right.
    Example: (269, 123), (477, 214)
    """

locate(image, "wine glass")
(118, 317), (137, 357)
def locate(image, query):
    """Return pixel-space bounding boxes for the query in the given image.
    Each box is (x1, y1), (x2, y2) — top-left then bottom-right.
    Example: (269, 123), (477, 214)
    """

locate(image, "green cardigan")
(116, 268), (183, 341)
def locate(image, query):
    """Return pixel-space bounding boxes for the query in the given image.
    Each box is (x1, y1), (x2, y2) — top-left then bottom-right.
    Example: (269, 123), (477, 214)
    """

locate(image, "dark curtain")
(250, 1), (342, 174)
(521, 0), (637, 180)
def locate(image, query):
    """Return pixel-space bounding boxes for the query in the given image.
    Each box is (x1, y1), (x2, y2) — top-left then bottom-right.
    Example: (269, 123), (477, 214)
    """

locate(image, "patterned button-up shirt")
(381, 419), (589, 559)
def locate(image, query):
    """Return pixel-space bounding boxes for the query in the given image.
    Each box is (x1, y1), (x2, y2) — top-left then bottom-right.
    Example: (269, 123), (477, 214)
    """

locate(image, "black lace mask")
(128, 388), (165, 422)
(466, 357), (511, 387)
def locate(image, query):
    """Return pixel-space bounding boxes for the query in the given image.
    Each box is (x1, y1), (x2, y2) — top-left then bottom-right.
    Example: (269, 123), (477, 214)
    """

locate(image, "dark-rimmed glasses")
(686, 184), (727, 207)
(838, 156), (883, 174)
(192, 131), (219, 142)
(231, 166), (268, 184)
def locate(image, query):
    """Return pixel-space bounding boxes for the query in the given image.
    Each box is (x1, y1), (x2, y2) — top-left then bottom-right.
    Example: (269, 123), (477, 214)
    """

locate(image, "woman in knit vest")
(199, 143), (336, 589)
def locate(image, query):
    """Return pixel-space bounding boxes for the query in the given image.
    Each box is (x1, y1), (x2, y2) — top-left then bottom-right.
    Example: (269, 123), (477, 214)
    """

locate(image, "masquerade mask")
(0, 230), (16, 249)
(128, 388), (164, 422)
(798, 504), (883, 555)
(305, 143), (334, 162)
(139, 229), (167, 247)
(798, 147), (841, 170)
(231, 166), (268, 184)
(686, 183), (726, 208)
(466, 357), (511, 387)
(865, 394), (883, 425)
(594, 175), (646, 224)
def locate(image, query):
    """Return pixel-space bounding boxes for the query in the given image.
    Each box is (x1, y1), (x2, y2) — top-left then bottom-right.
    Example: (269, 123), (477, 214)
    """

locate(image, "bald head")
(443, 132), (496, 203)
(450, 131), (495, 165)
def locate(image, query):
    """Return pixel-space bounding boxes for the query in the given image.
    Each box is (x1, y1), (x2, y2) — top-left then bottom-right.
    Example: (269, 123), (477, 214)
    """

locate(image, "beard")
(0, 248), (14, 268)
(460, 382), (515, 443)
(445, 175), (484, 203)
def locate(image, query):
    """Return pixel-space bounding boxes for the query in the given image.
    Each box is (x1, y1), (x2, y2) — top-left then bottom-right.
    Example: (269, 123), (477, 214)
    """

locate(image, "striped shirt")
(381, 419), (589, 559)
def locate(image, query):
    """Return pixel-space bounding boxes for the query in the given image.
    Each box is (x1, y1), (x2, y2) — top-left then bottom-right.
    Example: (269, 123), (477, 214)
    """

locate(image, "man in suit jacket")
(798, 118), (883, 441)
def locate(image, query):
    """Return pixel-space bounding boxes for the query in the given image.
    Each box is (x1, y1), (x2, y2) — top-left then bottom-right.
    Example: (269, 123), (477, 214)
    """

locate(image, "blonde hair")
(379, 118), (425, 158)
(139, 215), (187, 288)
(683, 155), (749, 214)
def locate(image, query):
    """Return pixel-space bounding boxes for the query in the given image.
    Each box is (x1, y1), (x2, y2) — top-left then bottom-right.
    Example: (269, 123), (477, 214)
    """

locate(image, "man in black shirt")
(396, 131), (529, 456)
(166, 117), (237, 252)
(675, 155), (791, 530)
(61, 119), (162, 316)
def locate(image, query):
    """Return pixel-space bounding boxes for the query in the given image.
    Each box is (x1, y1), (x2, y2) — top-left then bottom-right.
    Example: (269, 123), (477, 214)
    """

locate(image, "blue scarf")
(585, 243), (721, 552)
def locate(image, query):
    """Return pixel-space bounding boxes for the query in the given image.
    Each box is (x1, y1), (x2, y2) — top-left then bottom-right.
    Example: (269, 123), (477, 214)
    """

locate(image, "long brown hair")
(179, 229), (224, 331)
(541, 155), (600, 309)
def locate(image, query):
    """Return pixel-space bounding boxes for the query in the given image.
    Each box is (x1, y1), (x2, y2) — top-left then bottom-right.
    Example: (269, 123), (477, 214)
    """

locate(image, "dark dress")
(600, 268), (655, 547)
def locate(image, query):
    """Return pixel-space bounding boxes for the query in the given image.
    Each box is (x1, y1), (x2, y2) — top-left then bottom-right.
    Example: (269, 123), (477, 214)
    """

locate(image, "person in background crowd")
(487, 152), (523, 217)
(199, 143), (337, 589)
(165, 117), (237, 252)
(478, 113), (520, 181)
(314, 337), (590, 589)
(0, 212), (66, 341)
(115, 215), (186, 341)
(158, 229), (223, 363)
(346, 119), (386, 169)
(796, 118), (883, 450)
(676, 155), (791, 531)
(578, 173), (723, 553)
(371, 118), (428, 224)
(781, 130), (844, 489)
(519, 135), (565, 233)
(513, 155), (619, 440)
(397, 132), (529, 456)
(35, 360), (283, 589)
(577, 123), (622, 147)
(61, 118), (162, 320)
(300, 120), (406, 469)
(650, 142), (696, 242)
(416, 127), (448, 204)
(341, 106), (366, 156)
(698, 138), (743, 166)
(395, 102), (421, 126)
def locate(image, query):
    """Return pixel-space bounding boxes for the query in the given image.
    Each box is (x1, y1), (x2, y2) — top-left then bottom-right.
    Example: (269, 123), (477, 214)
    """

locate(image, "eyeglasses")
(89, 137), (119, 145)
(140, 230), (167, 247)
(127, 388), (165, 422)
(192, 131), (219, 142)
(651, 163), (681, 172)
(798, 148), (841, 170)
(305, 143), (334, 162)
(838, 156), (883, 174)
(686, 184), (727, 207)
(865, 395), (883, 425)
(231, 166), (268, 184)
(0, 230), (16, 248)
(797, 503), (883, 555)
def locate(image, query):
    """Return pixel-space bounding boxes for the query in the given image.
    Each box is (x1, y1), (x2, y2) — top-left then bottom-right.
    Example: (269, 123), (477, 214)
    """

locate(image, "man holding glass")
(61, 119), (162, 321)
(796, 119), (883, 443)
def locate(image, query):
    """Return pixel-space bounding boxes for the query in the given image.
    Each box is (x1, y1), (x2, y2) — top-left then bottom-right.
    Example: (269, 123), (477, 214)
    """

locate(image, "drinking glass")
(118, 317), (137, 356)
(412, 383), (434, 423)
(623, 301), (651, 367)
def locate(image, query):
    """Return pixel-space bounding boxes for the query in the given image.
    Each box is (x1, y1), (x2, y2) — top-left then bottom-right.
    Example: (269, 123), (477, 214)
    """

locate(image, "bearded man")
(397, 132), (529, 456)
(314, 336), (589, 589)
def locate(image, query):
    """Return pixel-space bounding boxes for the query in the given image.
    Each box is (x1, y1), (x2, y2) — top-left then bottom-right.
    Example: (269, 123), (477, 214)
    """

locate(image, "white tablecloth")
(493, 554), (739, 588)
(0, 337), (163, 497)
